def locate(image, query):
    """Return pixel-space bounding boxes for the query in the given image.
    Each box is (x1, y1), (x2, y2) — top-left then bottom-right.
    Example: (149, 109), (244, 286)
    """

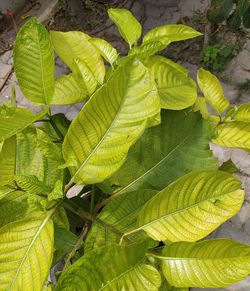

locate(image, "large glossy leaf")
(0, 136), (16, 186)
(144, 56), (197, 109)
(63, 58), (160, 185)
(197, 68), (229, 115)
(13, 18), (54, 105)
(213, 121), (250, 149)
(234, 103), (250, 121)
(89, 37), (118, 66)
(50, 31), (105, 83)
(0, 105), (47, 141)
(108, 8), (142, 48)
(136, 170), (244, 242)
(56, 242), (161, 290)
(160, 239), (250, 288)
(50, 74), (87, 105)
(143, 24), (202, 45)
(0, 210), (54, 291)
(85, 189), (157, 252)
(100, 110), (217, 195)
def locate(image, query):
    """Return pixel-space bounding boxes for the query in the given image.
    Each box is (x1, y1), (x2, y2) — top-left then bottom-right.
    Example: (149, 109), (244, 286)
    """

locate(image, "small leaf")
(56, 242), (161, 290)
(50, 31), (105, 83)
(227, 9), (242, 30)
(51, 74), (87, 105)
(136, 170), (244, 242)
(13, 18), (54, 105)
(160, 239), (250, 288)
(143, 24), (202, 45)
(128, 40), (167, 58)
(89, 37), (118, 66)
(213, 121), (250, 149)
(15, 175), (51, 195)
(108, 8), (142, 48)
(54, 225), (78, 252)
(48, 180), (63, 202)
(197, 68), (229, 114)
(63, 58), (160, 185)
(144, 56), (197, 110)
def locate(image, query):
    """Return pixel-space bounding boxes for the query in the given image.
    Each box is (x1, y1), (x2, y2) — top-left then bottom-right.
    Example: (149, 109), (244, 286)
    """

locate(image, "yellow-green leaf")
(197, 68), (229, 115)
(213, 121), (250, 149)
(108, 8), (142, 48)
(0, 211), (54, 291)
(89, 37), (118, 66)
(144, 56), (197, 110)
(63, 58), (160, 185)
(136, 170), (244, 242)
(13, 18), (54, 105)
(234, 103), (250, 122)
(143, 24), (202, 45)
(50, 31), (105, 83)
(128, 40), (167, 58)
(51, 74), (87, 105)
(160, 239), (250, 288)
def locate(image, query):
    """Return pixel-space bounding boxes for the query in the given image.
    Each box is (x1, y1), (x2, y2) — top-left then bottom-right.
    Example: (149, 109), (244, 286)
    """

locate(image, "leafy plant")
(203, 43), (239, 71)
(1, 7), (250, 291)
(207, 0), (250, 30)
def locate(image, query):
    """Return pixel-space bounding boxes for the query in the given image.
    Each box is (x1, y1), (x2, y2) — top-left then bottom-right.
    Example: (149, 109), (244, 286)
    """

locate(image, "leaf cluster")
(1, 7), (250, 291)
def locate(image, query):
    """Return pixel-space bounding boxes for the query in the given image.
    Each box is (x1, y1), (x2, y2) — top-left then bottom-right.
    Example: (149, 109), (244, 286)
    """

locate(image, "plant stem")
(61, 223), (90, 274)
(49, 116), (64, 141)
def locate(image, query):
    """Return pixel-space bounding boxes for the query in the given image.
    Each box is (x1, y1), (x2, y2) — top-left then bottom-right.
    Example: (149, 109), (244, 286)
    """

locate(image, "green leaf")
(108, 8), (142, 48)
(238, 0), (250, 15)
(63, 58), (160, 185)
(144, 56), (197, 110)
(13, 18), (54, 105)
(159, 278), (188, 291)
(213, 121), (250, 149)
(219, 159), (238, 173)
(50, 31), (105, 84)
(243, 7), (250, 27)
(0, 105), (47, 141)
(227, 9), (242, 30)
(143, 24), (202, 45)
(0, 136), (16, 186)
(128, 40), (167, 58)
(0, 210), (54, 290)
(100, 110), (217, 195)
(234, 103), (250, 121)
(54, 225), (78, 252)
(56, 242), (161, 290)
(47, 180), (63, 202)
(85, 189), (157, 252)
(74, 58), (98, 95)
(51, 74), (87, 105)
(136, 170), (244, 242)
(197, 68), (229, 114)
(89, 37), (118, 66)
(160, 239), (250, 288)
(15, 175), (51, 195)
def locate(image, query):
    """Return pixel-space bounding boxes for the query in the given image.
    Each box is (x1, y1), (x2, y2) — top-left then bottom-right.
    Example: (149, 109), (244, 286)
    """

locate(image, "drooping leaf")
(89, 37), (118, 66)
(100, 110), (217, 195)
(213, 121), (250, 149)
(0, 210), (54, 291)
(144, 56), (197, 110)
(219, 159), (238, 173)
(13, 18), (54, 105)
(51, 74), (87, 105)
(160, 239), (250, 288)
(0, 105), (47, 141)
(56, 242), (161, 290)
(0, 136), (16, 186)
(197, 68), (229, 115)
(85, 189), (157, 252)
(234, 103), (250, 121)
(63, 58), (160, 185)
(108, 8), (142, 48)
(136, 170), (244, 242)
(143, 24), (202, 45)
(50, 31), (105, 83)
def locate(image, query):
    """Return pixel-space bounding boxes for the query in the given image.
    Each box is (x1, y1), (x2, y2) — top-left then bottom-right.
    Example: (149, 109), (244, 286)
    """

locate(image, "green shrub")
(1, 7), (250, 290)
